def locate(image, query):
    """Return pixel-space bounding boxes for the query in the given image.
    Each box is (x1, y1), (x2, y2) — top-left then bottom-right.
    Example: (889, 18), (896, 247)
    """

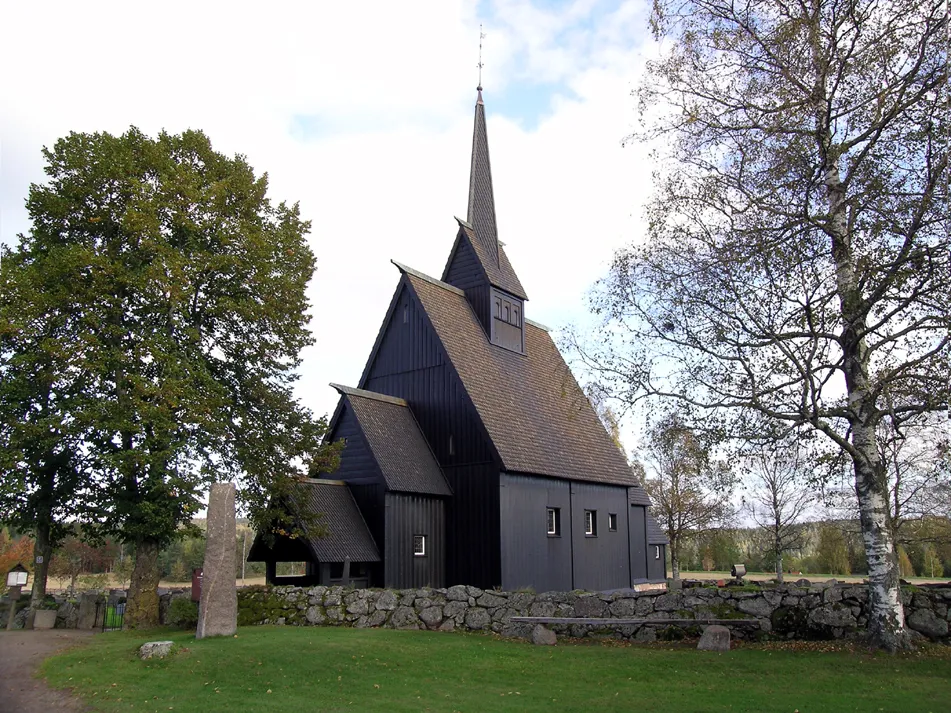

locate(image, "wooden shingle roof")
(332, 385), (452, 497)
(646, 514), (670, 545)
(247, 480), (380, 563)
(399, 267), (642, 489)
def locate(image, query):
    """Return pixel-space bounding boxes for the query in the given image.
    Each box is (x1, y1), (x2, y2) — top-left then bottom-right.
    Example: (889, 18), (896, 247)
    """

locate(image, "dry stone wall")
(237, 581), (951, 644)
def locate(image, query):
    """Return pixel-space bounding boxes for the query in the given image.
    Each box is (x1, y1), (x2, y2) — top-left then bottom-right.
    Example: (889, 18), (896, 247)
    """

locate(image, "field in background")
(679, 570), (951, 585)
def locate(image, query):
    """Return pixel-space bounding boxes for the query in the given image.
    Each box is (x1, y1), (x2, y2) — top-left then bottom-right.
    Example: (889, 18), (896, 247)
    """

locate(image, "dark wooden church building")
(249, 89), (668, 592)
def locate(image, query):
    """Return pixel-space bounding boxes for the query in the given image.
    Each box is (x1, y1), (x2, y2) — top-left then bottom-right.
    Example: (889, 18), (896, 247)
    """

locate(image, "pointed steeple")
(467, 87), (501, 267)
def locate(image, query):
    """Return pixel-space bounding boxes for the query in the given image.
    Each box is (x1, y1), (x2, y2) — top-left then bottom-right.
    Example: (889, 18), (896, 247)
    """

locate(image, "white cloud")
(0, 0), (657, 424)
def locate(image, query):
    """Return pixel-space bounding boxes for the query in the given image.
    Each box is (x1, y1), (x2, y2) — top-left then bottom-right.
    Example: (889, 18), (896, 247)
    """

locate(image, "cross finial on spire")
(477, 24), (485, 91)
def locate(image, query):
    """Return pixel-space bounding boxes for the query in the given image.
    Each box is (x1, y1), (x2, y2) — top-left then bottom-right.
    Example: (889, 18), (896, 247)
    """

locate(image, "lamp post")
(6, 564), (30, 631)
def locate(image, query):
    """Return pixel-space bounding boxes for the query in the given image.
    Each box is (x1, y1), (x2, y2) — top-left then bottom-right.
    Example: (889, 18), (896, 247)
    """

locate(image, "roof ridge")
(525, 318), (551, 332)
(391, 261), (466, 296)
(301, 478), (347, 486)
(330, 383), (408, 407)
(454, 216), (473, 229)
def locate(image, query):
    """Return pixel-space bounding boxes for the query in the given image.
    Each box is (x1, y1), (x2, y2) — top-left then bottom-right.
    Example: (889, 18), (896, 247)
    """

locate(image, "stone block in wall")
(466, 586), (484, 599)
(634, 626), (657, 642)
(574, 596), (608, 618)
(419, 606), (443, 629)
(609, 599), (637, 618)
(376, 591), (398, 610)
(509, 593), (533, 611)
(808, 605), (857, 630)
(443, 600), (468, 622)
(907, 609), (948, 640)
(477, 592), (507, 608)
(305, 606), (326, 625)
(389, 605), (420, 629)
(737, 597), (774, 618)
(465, 608), (491, 630)
(447, 585), (468, 601)
(530, 601), (557, 618)
(654, 593), (683, 611)
(346, 598), (369, 616)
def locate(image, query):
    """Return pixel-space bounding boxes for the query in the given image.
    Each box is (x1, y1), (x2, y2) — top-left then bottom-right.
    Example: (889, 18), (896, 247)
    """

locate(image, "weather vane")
(477, 24), (486, 90)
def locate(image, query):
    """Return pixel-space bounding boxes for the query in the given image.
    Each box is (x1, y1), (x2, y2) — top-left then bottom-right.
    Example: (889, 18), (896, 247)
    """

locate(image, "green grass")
(42, 626), (951, 713)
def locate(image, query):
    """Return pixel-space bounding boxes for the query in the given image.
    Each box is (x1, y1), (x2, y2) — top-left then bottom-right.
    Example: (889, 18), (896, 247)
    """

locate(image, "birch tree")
(742, 444), (813, 582)
(581, 0), (948, 650)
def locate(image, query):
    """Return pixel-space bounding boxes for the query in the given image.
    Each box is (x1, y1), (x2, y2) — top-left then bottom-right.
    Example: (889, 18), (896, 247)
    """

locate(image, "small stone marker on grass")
(531, 624), (557, 646)
(196, 482), (238, 639)
(139, 641), (174, 659)
(697, 624), (731, 651)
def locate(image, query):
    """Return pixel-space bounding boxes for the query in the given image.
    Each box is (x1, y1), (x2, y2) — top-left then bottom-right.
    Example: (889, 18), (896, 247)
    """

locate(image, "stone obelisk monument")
(196, 482), (237, 639)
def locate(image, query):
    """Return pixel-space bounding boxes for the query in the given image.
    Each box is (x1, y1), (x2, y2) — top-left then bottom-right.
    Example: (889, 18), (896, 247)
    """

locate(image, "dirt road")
(0, 629), (94, 713)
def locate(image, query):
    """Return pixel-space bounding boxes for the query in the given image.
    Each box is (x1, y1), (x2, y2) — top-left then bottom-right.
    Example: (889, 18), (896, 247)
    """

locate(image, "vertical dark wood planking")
(384, 493), (446, 588)
(568, 482), (632, 591)
(498, 473), (572, 592)
(629, 505), (648, 582)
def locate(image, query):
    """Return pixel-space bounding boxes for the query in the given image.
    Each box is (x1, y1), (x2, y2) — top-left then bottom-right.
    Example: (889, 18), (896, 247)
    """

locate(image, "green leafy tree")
(0, 258), (93, 619)
(641, 414), (733, 580)
(5, 127), (340, 627)
(816, 525), (852, 575)
(579, 0), (947, 650)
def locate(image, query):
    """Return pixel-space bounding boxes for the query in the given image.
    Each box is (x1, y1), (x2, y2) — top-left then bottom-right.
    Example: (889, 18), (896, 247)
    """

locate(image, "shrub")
(167, 597), (199, 628)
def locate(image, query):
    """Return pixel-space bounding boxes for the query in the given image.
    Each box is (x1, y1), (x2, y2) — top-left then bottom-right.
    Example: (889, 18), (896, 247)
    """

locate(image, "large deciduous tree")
(2, 127), (339, 627)
(580, 0), (947, 649)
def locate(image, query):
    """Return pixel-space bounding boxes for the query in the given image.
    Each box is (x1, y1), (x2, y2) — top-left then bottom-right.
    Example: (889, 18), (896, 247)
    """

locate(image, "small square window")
(584, 510), (597, 537)
(546, 507), (561, 536)
(654, 546), (661, 560)
(414, 535), (426, 557)
(608, 513), (618, 532)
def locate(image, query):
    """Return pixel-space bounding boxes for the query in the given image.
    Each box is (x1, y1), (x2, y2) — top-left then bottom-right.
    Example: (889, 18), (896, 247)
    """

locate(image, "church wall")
(629, 504), (648, 582)
(498, 473), (573, 593)
(443, 464), (501, 589)
(648, 544), (667, 582)
(361, 279), (501, 589)
(569, 482), (632, 591)
(384, 493), (446, 589)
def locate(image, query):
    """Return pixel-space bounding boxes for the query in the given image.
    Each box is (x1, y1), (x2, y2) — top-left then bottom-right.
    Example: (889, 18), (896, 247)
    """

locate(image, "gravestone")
(531, 624), (557, 645)
(697, 624), (731, 651)
(140, 641), (174, 659)
(77, 593), (99, 629)
(196, 482), (237, 639)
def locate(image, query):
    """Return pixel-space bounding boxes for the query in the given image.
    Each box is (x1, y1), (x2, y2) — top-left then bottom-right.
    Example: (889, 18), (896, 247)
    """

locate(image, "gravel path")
(0, 629), (95, 713)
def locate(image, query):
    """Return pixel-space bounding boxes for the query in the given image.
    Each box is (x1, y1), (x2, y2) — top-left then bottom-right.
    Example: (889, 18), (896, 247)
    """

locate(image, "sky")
(0, 0), (658, 450)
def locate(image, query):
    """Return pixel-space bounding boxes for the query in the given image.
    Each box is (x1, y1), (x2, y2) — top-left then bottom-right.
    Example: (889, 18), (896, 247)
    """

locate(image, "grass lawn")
(42, 626), (951, 713)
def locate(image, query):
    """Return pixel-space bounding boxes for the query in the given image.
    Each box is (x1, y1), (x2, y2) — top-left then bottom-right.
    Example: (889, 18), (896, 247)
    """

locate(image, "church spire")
(467, 87), (500, 267)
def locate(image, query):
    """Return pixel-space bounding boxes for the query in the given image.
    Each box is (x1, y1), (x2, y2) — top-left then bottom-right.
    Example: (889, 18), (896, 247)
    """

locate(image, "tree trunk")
(670, 537), (680, 581)
(26, 522), (53, 630)
(125, 539), (161, 629)
(852, 428), (908, 651)
(775, 554), (784, 584)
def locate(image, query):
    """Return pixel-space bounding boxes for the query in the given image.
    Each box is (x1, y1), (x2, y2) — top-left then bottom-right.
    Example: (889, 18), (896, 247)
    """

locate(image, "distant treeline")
(680, 517), (950, 577)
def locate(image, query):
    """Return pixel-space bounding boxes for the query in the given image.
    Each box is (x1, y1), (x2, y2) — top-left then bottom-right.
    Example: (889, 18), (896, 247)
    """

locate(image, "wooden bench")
(510, 616), (759, 626)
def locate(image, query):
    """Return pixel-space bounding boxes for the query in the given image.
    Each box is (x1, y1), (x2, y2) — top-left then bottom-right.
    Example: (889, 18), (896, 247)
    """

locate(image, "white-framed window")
(413, 535), (427, 557)
(546, 507), (561, 536)
(608, 513), (618, 532)
(654, 545), (661, 560)
(584, 510), (597, 536)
